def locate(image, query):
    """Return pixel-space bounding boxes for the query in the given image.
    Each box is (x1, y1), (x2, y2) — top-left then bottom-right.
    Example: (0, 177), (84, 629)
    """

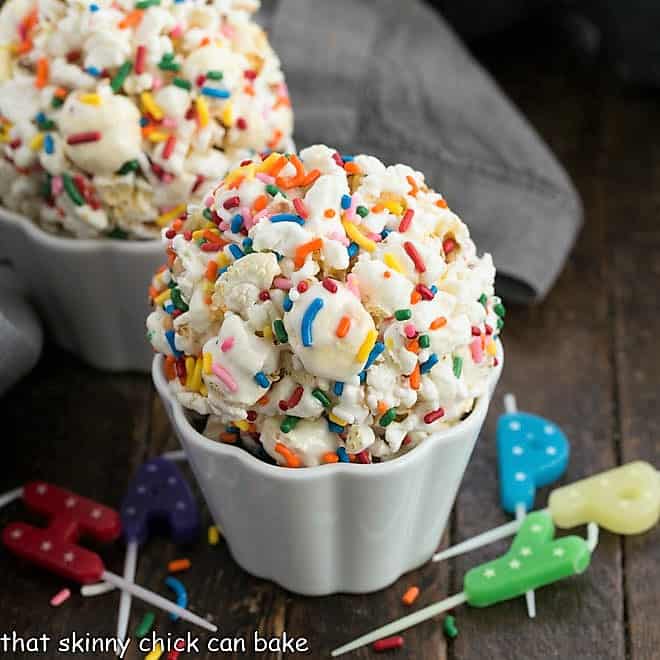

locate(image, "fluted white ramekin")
(0, 206), (163, 372)
(153, 343), (503, 595)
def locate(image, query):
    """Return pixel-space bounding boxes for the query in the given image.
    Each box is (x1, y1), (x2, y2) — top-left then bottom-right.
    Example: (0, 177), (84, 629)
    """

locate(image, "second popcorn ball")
(147, 145), (504, 467)
(0, 0), (293, 238)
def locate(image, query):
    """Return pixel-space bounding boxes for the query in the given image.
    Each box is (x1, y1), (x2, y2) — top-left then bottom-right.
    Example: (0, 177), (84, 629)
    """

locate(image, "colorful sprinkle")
(270, 213), (305, 225)
(430, 317), (447, 330)
(254, 371), (270, 388)
(162, 134), (176, 160)
(404, 323), (417, 339)
(423, 407), (445, 424)
(337, 446), (350, 463)
(373, 636), (405, 652)
(333, 381), (344, 396)
(50, 588), (71, 607)
(62, 173), (84, 206)
(135, 612), (156, 638)
(293, 197), (309, 219)
(208, 525), (220, 545)
(195, 96), (209, 127)
(312, 388), (331, 408)
(80, 93), (101, 105)
(343, 220), (376, 252)
(35, 57), (49, 89)
(420, 353), (439, 374)
(294, 238), (323, 267)
(379, 407), (397, 427)
(110, 61), (132, 92)
(443, 615), (459, 639)
(443, 237), (457, 255)
(200, 86), (230, 99)
(168, 559), (191, 573)
(156, 203), (186, 227)
(402, 586), (420, 606)
(274, 441), (301, 467)
(322, 277), (338, 293)
(165, 329), (182, 358)
(301, 297), (324, 347)
(43, 134), (54, 155)
(279, 416), (300, 434)
(383, 253), (404, 274)
(398, 208), (414, 232)
(145, 644), (163, 660)
(409, 363), (421, 390)
(336, 315), (351, 338)
(273, 319), (288, 343)
(418, 334), (430, 349)
(470, 337), (484, 363)
(164, 577), (187, 622)
(281, 386), (303, 411)
(230, 214), (243, 233)
(228, 244), (244, 260)
(403, 241), (426, 272)
(417, 284), (435, 300)
(356, 329), (378, 363)
(394, 309), (412, 321)
(212, 364), (238, 392)
(364, 342), (385, 370)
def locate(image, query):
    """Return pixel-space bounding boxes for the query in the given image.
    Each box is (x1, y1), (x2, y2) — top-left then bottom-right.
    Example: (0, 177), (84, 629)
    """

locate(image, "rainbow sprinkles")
(147, 144), (504, 467)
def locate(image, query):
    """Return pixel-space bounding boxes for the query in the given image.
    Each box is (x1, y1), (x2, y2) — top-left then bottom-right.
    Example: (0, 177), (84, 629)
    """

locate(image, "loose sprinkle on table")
(443, 614), (459, 639)
(402, 586), (420, 606)
(135, 612), (156, 638)
(168, 558), (191, 573)
(208, 525), (220, 545)
(373, 636), (405, 652)
(50, 588), (71, 607)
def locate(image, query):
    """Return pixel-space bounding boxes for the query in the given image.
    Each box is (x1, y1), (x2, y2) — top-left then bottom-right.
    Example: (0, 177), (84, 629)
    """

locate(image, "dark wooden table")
(1, 18), (658, 660)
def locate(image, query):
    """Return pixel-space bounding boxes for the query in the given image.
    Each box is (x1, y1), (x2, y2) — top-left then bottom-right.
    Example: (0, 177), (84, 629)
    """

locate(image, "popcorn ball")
(0, 0), (293, 238)
(147, 144), (505, 467)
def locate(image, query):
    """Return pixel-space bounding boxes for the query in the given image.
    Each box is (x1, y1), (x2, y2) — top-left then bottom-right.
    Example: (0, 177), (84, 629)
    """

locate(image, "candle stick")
(1, 481), (212, 633)
(332, 512), (598, 657)
(115, 457), (200, 643)
(497, 394), (570, 617)
(433, 461), (659, 562)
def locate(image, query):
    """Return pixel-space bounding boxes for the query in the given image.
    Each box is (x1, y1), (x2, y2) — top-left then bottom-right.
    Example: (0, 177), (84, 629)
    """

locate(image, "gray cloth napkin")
(0, 262), (43, 395)
(264, 0), (583, 302)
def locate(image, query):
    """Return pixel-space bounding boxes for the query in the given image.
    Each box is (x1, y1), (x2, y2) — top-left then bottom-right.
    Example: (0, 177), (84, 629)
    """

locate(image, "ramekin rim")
(152, 341), (503, 481)
(0, 205), (163, 254)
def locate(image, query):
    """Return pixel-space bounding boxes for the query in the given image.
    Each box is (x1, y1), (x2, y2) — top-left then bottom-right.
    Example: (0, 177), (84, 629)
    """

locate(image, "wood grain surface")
(1, 16), (657, 660)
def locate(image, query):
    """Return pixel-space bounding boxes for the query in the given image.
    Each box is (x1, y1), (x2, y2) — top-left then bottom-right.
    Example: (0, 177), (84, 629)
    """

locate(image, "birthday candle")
(433, 461), (660, 564)
(495, 394), (570, 618)
(115, 457), (200, 643)
(332, 512), (598, 657)
(1, 481), (212, 633)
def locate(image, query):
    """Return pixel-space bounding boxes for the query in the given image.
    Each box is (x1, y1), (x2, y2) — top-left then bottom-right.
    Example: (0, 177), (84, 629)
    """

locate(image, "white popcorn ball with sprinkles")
(147, 144), (505, 467)
(0, 0), (293, 238)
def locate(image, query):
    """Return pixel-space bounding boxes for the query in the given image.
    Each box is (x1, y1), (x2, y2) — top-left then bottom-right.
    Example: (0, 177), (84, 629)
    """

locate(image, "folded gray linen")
(264, 0), (583, 302)
(0, 262), (43, 396)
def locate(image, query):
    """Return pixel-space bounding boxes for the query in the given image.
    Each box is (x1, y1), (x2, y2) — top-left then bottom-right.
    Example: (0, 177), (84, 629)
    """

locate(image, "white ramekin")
(0, 206), (163, 372)
(153, 344), (503, 596)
